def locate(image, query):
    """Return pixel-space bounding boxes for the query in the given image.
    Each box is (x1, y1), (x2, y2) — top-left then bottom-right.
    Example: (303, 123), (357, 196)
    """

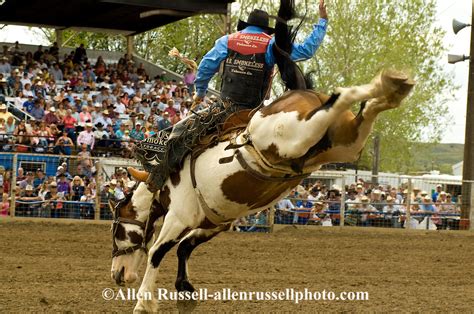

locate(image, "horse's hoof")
(382, 69), (408, 83)
(175, 279), (196, 293)
(134, 298), (158, 313)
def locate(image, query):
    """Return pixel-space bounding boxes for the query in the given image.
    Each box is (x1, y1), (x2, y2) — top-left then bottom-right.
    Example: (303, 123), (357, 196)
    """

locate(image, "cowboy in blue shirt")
(193, 0), (327, 107)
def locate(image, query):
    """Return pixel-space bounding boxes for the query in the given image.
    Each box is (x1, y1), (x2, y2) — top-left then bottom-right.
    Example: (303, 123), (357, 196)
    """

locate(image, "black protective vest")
(220, 32), (273, 108)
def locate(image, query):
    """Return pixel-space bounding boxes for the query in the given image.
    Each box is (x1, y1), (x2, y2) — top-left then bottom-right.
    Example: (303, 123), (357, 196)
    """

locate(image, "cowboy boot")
(133, 136), (170, 193)
(145, 163), (168, 193)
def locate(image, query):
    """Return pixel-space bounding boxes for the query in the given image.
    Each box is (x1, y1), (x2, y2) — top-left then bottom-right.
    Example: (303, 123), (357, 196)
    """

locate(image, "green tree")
(34, 0), (455, 174)
(302, 0), (454, 173)
(35, 28), (125, 52)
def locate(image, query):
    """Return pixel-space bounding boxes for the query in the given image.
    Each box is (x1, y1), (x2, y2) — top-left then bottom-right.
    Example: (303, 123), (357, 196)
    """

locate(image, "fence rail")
(235, 172), (470, 232)
(0, 153), (471, 231)
(0, 132), (136, 158)
(0, 152), (139, 221)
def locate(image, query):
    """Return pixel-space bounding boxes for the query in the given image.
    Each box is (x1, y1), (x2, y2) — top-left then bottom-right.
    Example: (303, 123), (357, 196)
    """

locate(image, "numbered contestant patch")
(135, 131), (169, 166)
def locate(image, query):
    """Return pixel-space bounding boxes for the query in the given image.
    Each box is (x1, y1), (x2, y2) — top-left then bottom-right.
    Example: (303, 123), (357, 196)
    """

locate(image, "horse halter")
(111, 197), (153, 258)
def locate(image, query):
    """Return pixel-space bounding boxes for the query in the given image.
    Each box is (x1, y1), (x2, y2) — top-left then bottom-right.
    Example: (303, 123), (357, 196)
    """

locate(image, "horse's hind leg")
(175, 224), (231, 292)
(134, 213), (192, 313)
(333, 70), (412, 111)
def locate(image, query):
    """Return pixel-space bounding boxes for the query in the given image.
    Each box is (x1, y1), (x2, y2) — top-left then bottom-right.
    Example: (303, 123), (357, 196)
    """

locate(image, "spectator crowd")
(0, 41), (212, 157)
(0, 162), (138, 219)
(234, 180), (462, 231)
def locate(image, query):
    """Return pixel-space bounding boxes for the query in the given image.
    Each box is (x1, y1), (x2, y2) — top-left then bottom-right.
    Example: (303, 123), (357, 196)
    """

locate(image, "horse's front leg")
(134, 213), (192, 313)
(175, 224), (231, 292)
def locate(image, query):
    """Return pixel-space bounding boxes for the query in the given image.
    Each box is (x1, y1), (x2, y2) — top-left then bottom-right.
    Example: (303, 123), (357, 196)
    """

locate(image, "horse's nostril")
(114, 267), (125, 286)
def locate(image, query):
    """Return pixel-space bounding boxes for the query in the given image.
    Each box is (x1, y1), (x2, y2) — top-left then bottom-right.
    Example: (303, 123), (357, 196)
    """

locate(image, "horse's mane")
(273, 0), (313, 91)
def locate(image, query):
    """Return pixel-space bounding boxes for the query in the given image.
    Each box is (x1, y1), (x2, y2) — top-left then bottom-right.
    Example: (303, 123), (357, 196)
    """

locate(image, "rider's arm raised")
(289, 18), (327, 61)
(265, 1), (328, 66)
(290, 0), (328, 60)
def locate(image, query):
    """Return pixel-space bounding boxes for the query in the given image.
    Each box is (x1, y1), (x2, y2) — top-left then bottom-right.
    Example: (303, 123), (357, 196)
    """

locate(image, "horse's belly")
(195, 143), (297, 221)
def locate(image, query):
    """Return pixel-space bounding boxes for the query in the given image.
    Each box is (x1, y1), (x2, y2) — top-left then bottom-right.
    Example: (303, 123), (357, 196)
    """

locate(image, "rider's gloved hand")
(191, 95), (203, 111)
(319, 0), (328, 20)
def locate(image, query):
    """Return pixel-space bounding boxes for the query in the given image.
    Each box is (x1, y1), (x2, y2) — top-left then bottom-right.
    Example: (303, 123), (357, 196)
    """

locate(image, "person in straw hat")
(382, 196), (402, 227)
(357, 196), (378, 226)
(0, 103), (13, 121)
(77, 122), (95, 151)
(44, 106), (59, 125)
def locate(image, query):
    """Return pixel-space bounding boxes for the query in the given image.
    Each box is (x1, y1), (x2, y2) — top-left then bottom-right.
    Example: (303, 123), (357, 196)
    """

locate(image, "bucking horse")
(108, 2), (415, 312)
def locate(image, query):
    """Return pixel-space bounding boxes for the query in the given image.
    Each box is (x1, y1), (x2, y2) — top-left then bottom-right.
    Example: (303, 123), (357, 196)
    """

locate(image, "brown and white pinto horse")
(112, 70), (414, 312)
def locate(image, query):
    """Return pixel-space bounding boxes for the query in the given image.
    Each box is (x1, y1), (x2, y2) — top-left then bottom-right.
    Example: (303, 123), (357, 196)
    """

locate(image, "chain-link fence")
(259, 171), (467, 231)
(1, 154), (471, 231)
(0, 152), (140, 220)
(233, 208), (273, 233)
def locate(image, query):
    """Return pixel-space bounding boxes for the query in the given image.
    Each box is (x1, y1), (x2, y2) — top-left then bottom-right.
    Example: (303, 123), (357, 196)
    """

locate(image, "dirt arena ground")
(1, 218), (473, 312)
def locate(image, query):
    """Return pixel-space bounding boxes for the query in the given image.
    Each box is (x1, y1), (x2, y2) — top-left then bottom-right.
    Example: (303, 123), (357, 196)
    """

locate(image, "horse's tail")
(273, 0), (307, 91)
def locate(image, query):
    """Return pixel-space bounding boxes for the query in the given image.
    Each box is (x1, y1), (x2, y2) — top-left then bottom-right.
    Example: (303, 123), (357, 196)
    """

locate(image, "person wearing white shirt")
(20, 74), (31, 88)
(50, 63), (64, 81)
(22, 85), (34, 98)
(77, 123), (95, 150)
(13, 93), (25, 110)
(389, 188), (403, 205)
(277, 198), (295, 224)
(382, 196), (402, 227)
(94, 113), (108, 128)
(358, 196), (378, 226)
(123, 82), (135, 96)
(114, 102), (126, 114)
(93, 110), (112, 128)
(93, 122), (109, 147)
(0, 57), (11, 74)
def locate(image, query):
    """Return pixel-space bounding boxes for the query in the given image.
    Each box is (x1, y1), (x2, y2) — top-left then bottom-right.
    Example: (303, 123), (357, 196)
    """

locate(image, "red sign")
(228, 32), (272, 55)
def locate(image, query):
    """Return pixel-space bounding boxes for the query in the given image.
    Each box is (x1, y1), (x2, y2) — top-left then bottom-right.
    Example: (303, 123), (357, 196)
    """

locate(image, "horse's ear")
(108, 199), (116, 213)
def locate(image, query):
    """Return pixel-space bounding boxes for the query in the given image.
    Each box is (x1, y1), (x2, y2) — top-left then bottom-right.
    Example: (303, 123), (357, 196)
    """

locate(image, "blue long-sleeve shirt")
(195, 18), (328, 98)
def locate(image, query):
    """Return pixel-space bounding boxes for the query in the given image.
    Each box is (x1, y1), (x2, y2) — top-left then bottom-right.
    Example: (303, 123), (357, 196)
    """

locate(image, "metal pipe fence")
(0, 152), (140, 220)
(0, 133), (137, 158)
(236, 172), (469, 232)
(0, 153), (470, 231)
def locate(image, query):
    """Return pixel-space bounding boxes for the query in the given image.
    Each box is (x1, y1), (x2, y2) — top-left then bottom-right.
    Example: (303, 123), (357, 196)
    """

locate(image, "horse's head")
(109, 182), (156, 286)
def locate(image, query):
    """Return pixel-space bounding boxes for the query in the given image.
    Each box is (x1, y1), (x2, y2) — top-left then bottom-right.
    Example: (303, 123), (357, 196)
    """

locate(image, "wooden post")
(461, 0), (474, 231)
(55, 29), (63, 47)
(470, 182), (474, 231)
(268, 206), (275, 233)
(126, 35), (134, 57)
(339, 176), (346, 227)
(225, 3), (232, 34)
(371, 135), (380, 186)
(405, 178), (412, 229)
(9, 154), (17, 217)
(94, 160), (101, 220)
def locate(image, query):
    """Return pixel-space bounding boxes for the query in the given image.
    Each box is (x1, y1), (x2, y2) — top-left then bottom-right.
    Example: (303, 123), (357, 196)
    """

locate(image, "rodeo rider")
(134, 0), (329, 192)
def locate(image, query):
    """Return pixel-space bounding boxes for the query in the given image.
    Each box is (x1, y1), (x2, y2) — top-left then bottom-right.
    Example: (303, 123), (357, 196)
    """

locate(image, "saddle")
(194, 109), (254, 148)
(221, 109), (254, 133)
